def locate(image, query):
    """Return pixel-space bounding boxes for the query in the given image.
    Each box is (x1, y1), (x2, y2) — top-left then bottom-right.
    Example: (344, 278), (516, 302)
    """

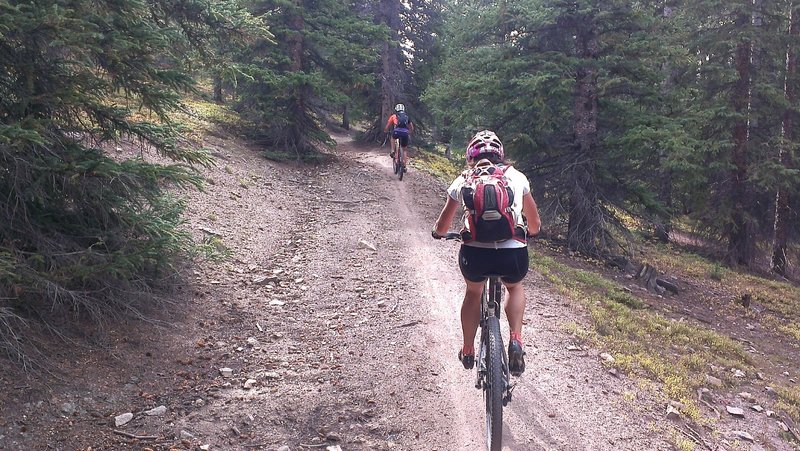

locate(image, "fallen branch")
(672, 425), (712, 450)
(685, 425), (713, 450)
(298, 443), (330, 448)
(389, 300), (399, 314)
(697, 389), (721, 419)
(112, 430), (158, 440)
(397, 319), (422, 328)
(780, 415), (800, 443)
(656, 278), (679, 294)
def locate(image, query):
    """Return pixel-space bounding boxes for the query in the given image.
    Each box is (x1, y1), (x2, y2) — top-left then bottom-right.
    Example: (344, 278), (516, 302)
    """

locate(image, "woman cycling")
(383, 103), (414, 171)
(432, 130), (541, 376)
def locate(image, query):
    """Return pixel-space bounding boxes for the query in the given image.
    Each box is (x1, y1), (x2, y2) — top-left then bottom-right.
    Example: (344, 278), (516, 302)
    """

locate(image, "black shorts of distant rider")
(393, 128), (410, 147)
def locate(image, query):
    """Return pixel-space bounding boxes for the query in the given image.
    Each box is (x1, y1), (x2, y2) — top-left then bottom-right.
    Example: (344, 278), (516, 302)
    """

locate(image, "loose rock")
(61, 402), (77, 416)
(114, 412), (134, 427)
(705, 375), (724, 388)
(599, 352), (615, 363)
(731, 430), (754, 442)
(666, 404), (681, 421)
(144, 405), (167, 416)
(726, 406), (745, 417)
(219, 367), (234, 378)
(738, 392), (755, 403)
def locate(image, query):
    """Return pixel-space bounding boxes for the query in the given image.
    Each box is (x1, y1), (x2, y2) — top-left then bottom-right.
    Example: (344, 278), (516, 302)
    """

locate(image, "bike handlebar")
(432, 231), (462, 241)
(432, 230), (539, 242)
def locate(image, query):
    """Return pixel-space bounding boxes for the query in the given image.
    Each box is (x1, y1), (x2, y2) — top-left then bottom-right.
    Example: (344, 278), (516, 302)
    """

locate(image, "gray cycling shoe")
(508, 339), (526, 376)
(458, 350), (475, 370)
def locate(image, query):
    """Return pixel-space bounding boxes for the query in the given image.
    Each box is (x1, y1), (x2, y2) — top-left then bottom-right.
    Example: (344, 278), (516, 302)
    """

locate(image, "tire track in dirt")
(330, 133), (674, 450)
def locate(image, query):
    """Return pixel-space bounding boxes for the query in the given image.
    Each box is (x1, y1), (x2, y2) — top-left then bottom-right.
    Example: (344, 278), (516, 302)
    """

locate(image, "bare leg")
(504, 282), (525, 336)
(462, 279), (484, 352)
(402, 145), (409, 167)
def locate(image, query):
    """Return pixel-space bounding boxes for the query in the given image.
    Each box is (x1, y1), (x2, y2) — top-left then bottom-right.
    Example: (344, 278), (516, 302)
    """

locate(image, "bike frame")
(392, 136), (405, 180)
(436, 233), (516, 451)
(477, 275), (512, 451)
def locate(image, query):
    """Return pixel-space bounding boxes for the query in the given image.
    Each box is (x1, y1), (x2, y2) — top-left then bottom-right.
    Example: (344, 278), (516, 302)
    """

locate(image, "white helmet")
(395, 103), (405, 112)
(466, 130), (504, 160)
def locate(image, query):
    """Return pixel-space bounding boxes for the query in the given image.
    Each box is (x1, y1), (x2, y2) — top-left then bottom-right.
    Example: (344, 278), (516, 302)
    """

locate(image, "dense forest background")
(2, 0), (800, 359)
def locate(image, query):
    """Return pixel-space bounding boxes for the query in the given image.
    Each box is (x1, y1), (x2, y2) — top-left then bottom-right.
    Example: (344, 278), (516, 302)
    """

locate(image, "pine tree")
(679, 0), (789, 266)
(235, 0), (385, 157)
(426, 0), (677, 257)
(772, 1), (800, 275)
(0, 0), (259, 361)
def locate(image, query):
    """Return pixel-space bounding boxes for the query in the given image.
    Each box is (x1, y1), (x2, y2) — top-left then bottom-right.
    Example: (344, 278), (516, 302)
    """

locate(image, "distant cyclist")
(432, 130), (541, 376)
(384, 103), (414, 171)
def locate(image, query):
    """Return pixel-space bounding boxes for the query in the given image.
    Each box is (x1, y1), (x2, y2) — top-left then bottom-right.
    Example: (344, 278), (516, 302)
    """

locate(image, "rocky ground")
(0, 129), (796, 450)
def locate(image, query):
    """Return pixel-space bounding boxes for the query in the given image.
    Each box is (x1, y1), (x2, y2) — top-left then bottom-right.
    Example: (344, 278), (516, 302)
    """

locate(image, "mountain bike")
(435, 232), (515, 451)
(391, 136), (405, 181)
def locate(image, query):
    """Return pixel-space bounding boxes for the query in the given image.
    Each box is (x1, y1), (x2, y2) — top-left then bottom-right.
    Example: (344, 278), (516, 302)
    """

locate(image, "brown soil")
(0, 129), (770, 450)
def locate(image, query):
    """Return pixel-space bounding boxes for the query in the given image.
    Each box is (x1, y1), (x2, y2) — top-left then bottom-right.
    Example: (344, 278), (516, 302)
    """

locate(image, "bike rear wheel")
(484, 316), (504, 450)
(397, 146), (405, 181)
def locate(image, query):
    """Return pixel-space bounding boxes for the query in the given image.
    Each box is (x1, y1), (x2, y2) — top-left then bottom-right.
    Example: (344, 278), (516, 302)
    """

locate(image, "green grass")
(180, 98), (242, 130)
(530, 252), (751, 421)
(194, 235), (231, 262)
(647, 244), (800, 320)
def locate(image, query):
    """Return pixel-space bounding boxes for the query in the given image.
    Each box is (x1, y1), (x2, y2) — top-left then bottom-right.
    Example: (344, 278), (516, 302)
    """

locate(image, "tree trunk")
(213, 72), (223, 103)
(287, 0), (310, 154)
(772, 3), (799, 276)
(726, 11), (756, 266)
(379, 0), (402, 133)
(342, 104), (350, 130)
(654, 1), (680, 243)
(567, 24), (602, 256)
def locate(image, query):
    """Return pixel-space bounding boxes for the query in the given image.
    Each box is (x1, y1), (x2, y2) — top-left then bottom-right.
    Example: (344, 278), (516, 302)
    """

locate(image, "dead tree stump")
(635, 263), (680, 295)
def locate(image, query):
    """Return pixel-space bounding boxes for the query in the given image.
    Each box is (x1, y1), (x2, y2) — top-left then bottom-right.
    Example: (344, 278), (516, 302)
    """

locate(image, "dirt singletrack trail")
(0, 130), (674, 450)
(304, 132), (673, 451)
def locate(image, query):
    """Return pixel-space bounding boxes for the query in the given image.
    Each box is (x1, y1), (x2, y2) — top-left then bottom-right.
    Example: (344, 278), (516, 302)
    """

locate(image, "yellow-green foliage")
(181, 99), (241, 128)
(413, 148), (463, 181)
(777, 385), (800, 424)
(675, 437), (696, 451)
(777, 322), (800, 341)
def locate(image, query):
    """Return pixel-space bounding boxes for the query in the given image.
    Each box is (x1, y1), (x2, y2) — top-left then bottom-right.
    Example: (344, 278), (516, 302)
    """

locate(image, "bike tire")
(398, 147), (404, 181)
(484, 316), (504, 451)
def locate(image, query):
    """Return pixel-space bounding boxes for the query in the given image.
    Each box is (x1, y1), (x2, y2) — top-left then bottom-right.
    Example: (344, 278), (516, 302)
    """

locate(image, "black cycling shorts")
(458, 245), (529, 284)
(393, 129), (409, 147)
